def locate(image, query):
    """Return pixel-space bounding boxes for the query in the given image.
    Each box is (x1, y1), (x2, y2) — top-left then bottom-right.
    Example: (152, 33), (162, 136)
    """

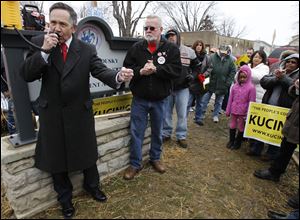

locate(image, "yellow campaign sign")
(235, 54), (250, 67)
(92, 93), (132, 116)
(244, 102), (290, 147)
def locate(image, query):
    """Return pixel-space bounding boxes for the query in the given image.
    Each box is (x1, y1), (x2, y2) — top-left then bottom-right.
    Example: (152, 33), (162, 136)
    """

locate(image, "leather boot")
(232, 131), (243, 149)
(226, 129), (236, 148)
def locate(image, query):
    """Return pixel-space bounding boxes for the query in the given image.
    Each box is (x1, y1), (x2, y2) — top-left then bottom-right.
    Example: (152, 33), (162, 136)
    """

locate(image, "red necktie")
(60, 43), (68, 63)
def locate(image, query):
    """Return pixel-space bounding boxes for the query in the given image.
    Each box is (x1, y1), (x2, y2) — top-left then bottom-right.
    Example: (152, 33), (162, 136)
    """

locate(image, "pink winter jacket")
(226, 65), (256, 116)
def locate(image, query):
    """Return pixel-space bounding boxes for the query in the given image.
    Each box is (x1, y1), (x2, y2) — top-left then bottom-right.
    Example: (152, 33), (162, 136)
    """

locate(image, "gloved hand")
(198, 73), (205, 84)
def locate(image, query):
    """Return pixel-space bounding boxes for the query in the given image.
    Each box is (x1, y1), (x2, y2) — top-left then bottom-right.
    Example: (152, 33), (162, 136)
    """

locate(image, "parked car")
(268, 46), (299, 66)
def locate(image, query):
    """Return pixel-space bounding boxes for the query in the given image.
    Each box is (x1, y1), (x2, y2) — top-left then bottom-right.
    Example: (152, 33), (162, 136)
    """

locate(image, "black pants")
(52, 164), (99, 204)
(269, 137), (297, 177)
(221, 89), (230, 111)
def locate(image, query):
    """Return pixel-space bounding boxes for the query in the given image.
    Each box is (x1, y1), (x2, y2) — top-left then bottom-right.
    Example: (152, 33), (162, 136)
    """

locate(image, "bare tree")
(112, 1), (151, 37)
(155, 1), (217, 32)
(216, 16), (247, 38)
(79, 4), (87, 19)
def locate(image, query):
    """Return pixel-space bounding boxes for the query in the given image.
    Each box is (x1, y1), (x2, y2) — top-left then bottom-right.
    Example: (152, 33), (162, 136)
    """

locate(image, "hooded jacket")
(226, 65), (256, 116)
(261, 53), (299, 108)
(165, 29), (202, 90)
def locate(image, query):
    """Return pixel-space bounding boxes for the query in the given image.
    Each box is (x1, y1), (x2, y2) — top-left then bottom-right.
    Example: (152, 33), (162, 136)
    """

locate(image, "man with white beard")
(122, 15), (182, 180)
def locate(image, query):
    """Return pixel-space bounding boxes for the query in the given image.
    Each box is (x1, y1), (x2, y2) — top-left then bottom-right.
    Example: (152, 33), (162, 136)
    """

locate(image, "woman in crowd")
(248, 53), (299, 160)
(248, 50), (269, 103)
(187, 40), (211, 126)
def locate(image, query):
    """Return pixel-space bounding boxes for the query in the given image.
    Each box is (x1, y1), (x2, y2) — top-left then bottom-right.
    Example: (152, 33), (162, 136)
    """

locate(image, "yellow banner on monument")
(244, 102), (290, 147)
(92, 93), (132, 116)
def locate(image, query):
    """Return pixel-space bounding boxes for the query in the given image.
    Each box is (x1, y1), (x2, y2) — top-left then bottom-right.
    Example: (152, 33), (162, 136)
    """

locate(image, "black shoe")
(61, 201), (75, 219)
(231, 131), (243, 150)
(226, 141), (234, 149)
(227, 129), (236, 149)
(267, 210), (288, 219)
(287, 192), (299, 209)
(177, 139), (188, 148)
(195, 121), (204, 126)
(84, 186), (107, 202)
(162, 136), (171, 143)
(253, 169), (280, 182)
(246, 151), (260, 157)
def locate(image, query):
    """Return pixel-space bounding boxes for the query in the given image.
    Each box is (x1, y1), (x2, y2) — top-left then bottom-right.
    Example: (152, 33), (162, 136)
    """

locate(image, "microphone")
(46, 32), (60, 54)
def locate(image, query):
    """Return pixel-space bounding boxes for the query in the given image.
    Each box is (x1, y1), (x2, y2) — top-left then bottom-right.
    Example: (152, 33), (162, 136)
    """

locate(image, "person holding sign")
(247, 53), (299, 160)
(226, 65), (256, 149)
(254, 78), (299, 182)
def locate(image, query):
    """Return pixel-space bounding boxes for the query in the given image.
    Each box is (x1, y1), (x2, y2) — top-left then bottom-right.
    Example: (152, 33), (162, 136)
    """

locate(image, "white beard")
(145, 35), (157, 42)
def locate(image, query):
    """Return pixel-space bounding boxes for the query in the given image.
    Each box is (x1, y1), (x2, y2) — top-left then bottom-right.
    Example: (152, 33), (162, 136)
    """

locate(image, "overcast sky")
(215, 1), (298, 46)
(43, 1), (299, 46)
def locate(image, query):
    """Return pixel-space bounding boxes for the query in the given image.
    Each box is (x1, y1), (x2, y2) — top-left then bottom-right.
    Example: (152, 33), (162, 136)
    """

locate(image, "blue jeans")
(163, 88), (190, 140)
(187, 93), (205, 122)
(130, 96), (166, 169)
(198, 91), (225, 121)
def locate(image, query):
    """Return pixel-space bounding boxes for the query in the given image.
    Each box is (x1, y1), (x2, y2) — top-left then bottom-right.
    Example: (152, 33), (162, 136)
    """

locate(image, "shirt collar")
(64, 35), (73, 50)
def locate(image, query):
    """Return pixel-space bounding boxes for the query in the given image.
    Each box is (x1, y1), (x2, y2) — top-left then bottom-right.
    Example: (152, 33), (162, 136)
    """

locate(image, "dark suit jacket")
(21, 34), (119, 173)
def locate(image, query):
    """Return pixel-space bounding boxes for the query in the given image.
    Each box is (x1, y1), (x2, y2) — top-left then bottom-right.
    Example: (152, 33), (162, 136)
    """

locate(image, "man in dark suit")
(21, 2), (133, 218)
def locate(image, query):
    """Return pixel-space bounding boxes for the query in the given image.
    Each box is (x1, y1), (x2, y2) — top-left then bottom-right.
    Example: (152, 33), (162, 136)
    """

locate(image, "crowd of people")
(2, 2), (299, 219)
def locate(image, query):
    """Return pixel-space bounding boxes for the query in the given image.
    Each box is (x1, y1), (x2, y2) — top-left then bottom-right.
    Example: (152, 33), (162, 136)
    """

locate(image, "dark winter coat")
(123, 38), (182, 101)
(260, 71), (298, 108)
(260, 54), (299, 108)
(165, 29), (202, 91)
(21, 35), (120, 173)
(189, 52), (211, 95)
(207, 52), (236, 95)
(282, 84), (299, 144)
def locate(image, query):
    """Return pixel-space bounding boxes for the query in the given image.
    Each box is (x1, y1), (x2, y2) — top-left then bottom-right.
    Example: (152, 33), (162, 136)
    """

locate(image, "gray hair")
(145, 15), (162, 28)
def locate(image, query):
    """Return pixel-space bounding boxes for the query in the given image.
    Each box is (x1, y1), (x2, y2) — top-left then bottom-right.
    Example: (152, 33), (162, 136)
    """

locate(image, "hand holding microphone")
(42, 31), (59, 53)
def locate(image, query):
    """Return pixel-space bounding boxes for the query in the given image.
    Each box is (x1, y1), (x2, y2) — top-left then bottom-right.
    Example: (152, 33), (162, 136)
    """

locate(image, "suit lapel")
(62, 39), (80, 80)
(51, 46), (64, 73)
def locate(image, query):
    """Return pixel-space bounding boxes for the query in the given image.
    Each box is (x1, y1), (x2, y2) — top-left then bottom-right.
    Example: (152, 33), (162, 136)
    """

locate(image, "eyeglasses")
(144, 26), (156, 31)
(286, 60), (297, 64)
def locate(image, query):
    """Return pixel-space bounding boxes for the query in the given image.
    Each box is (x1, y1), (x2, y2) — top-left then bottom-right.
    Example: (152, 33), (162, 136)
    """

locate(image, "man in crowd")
(123, 15), (182, 180)
(21, 2), (133, 218)
(162, 29), (201, 148)
(196, 45), (236, 124)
